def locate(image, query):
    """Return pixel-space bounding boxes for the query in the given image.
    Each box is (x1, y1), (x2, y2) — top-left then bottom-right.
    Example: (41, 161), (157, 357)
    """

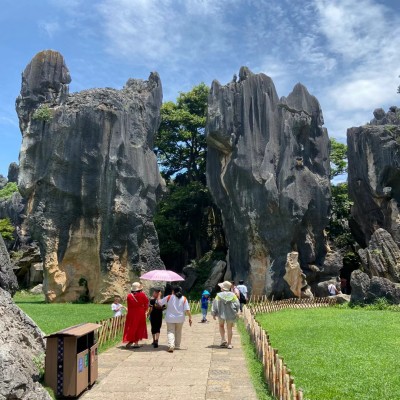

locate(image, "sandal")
(227, 345), (233, 349)
(220, 341), (228, 347)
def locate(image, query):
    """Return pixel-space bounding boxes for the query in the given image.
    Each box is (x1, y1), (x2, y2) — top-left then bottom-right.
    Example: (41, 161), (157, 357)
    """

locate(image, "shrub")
(32, 105), (52, 122)
(0, 182), (18, 200)
(0, 218), (14, 240)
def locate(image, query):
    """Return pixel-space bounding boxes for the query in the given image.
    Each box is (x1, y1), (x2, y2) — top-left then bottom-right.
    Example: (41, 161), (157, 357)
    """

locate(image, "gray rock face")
(358, 228), (400, 283)
(204, 260), (227, 293)
(206, 67), (330, 296)
(16, 50), (165, 302)
(347, 107), (400, 247)
(0, 176), (6, 190)
(350, 269), (400, 304)
(0, 235), (18, 296)
(0, 191), (25, 227)
(0, 287), (51, 400)
(7, 162), (19, 183)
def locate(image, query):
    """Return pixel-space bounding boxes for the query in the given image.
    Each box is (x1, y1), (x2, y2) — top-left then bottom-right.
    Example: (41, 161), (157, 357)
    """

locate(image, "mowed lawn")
(257, 307), (400, 400)
(14, 292), (114, 334)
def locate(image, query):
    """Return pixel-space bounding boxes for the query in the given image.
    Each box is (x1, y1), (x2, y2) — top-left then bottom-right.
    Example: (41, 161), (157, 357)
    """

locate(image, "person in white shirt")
(328, 283), (340, 296)
(158, 286), (192, 353)
(237, 280), (248, 312)
(111, 295), (126, 317)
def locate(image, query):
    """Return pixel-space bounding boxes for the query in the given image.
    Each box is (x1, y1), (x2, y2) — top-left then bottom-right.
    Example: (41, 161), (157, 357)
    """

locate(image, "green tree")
(0, 182), (18, 200)
(0, 218), (14, 241)
(330, 138), (347, 178)
(328, 139), (353, 248)
(154, 83), (225, 271)
(155, 83), (209, 183)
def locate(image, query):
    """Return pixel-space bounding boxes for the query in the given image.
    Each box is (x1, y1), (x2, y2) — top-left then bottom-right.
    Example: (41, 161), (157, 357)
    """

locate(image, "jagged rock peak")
(370, 106), (399, 126)
(347, 104), (400, 247)
(16, 51), (165, 302)
(20, 49), (71, 103)
(206, 69), (331, 297)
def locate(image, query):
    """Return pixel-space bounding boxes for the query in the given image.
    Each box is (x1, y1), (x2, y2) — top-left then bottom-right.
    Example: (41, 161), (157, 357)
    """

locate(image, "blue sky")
(0, 0), (399, 176)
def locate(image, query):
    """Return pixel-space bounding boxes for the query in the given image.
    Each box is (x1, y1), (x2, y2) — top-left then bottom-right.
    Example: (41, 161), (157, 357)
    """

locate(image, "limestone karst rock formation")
(16, 50), (165, 302)
(0, 287), (51, 400)
(0, 235), (18, 296)
(348, 107), (400, 248)
(206, 67), (331, 297)
(347, 107), (400, 302)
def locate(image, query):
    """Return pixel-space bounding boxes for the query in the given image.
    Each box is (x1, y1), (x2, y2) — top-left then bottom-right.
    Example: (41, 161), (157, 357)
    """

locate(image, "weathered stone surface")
(12, 243), (42, 287)
(0, 287), (51, 400)
(0, 175), (6, 190)
(182, 264), (198, 292)
(204, 260), (227, 293)
(206, 67), (330, 297)
(332, 293), (350, 304)
(350, 269), (400, 304)
(0, 191), (25, 227)
(7, 162), (19, 183)
(0, 235), (18, 296)
(29, 283), (43, 295)
(347, 107), (400, 247)
(283, 252), (307, 298)
(16, 50), (165, 302)
(358, 228), (400, 282)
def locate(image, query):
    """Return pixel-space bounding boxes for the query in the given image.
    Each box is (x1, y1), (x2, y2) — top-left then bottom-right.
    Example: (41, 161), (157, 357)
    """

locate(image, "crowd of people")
(112, 280), (249, 352)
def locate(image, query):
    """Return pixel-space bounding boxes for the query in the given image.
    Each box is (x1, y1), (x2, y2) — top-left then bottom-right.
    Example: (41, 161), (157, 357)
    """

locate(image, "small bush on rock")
(32, 105), (52, 122)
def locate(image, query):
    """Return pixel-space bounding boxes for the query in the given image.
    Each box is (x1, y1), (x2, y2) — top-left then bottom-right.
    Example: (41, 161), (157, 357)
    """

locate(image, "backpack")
(238, 290), (247, 304)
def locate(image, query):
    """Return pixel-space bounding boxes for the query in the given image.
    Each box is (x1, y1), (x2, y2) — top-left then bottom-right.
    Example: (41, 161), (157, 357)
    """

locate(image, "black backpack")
(238, 290), (247, 304)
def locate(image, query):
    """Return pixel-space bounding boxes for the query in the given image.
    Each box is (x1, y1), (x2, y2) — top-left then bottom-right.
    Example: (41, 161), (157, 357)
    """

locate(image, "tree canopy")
(154, 83), (224, 271)
(155, 83), (209, 183)
(330, 138), (347, 178)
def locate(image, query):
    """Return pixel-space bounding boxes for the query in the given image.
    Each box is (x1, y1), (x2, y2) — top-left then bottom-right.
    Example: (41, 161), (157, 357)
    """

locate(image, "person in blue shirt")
(201, 290), (211, 322)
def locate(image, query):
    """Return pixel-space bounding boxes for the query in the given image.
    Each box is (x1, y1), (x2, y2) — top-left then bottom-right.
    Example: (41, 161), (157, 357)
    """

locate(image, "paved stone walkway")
(82, 314), (258, 399)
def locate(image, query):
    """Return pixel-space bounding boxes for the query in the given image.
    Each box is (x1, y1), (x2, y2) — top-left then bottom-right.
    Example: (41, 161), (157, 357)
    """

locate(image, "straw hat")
(218, 281), (232, 291)
(131, 282), (143, 292)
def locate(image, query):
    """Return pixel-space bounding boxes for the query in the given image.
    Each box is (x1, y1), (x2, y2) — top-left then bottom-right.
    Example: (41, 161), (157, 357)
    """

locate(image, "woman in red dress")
(123, 282), (149, 348)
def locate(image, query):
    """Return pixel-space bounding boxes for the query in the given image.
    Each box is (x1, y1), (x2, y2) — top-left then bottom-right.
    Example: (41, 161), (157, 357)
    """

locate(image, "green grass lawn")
(14, 292), (113, 334)
(237, 319), (274, 400)
(257, 307), (400, 400)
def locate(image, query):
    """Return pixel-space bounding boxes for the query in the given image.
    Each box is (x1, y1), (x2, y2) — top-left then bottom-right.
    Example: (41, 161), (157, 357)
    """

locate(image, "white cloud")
(38, 20), (60, 38)
(96, 0), (233, 69)
(314, 0), (400, 111)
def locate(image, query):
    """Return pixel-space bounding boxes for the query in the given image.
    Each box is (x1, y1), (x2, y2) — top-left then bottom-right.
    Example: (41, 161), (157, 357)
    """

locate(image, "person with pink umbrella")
(157, 286), (192, 353)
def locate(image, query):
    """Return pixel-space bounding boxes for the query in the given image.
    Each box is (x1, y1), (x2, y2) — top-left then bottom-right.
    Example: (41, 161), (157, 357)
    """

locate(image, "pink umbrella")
(140, 269), (184, 282)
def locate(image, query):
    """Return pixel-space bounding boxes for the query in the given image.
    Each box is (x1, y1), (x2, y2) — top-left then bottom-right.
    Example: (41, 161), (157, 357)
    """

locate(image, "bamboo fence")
(243, 297), (337, 400)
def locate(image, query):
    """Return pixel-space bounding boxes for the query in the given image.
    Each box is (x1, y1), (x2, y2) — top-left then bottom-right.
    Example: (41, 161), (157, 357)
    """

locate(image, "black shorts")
(150, 313), (163, 334)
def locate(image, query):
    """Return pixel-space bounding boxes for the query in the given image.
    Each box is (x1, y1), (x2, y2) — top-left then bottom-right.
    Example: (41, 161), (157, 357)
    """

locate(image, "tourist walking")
(231, 281), (240, 298)
(148, 288), (164, 348)
(201, 290), (210, 322)
(123, 282), (149, 349)
(158, 286), (192, 353)
(212, 281), (240, 349)
(237, 280), (248, 312)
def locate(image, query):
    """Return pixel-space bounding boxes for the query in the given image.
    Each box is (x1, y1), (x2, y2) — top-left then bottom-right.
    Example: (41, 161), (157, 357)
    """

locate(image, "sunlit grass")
(14, 291), (113, 334)
(257, 307), (400, 400)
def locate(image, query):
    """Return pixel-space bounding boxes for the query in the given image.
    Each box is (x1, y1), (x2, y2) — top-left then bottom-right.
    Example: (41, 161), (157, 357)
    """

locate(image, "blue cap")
(202, 290), (210, 296)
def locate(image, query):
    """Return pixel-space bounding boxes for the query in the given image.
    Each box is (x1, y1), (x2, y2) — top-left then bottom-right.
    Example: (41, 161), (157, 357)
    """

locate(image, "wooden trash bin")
(45, 323), (101, 397)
